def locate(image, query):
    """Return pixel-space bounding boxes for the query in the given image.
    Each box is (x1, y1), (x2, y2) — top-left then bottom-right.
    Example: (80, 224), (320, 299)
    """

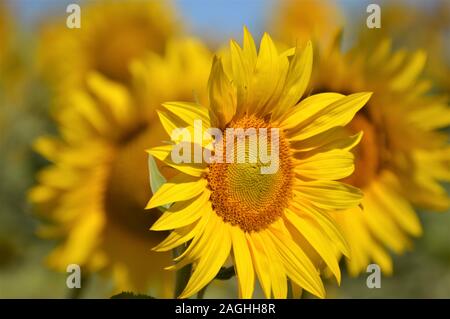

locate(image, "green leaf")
(215, 266), (236, 280)
(148, 154), (170, 211)
(110, 292), (155, 299)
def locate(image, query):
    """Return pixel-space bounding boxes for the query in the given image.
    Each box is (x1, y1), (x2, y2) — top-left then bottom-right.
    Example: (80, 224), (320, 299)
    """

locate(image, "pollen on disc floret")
(207, 115), (294, 232)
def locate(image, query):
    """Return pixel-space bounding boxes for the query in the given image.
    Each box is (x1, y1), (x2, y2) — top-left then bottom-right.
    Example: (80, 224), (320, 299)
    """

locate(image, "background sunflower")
(30, 38), (211, 297)
(37, 0), (180, 107)
(311, 38), (449, 276)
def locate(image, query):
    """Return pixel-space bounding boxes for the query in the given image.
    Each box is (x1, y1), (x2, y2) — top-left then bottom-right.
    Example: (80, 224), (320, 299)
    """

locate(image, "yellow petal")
(285, 209), (341, 284)
(369, 39), (392, 67)
(87, 72), (135, 127)
(247, 232), (272, 298)
(371, 177), (422, 236)
(157, 110), (178, 139)
(230, 39), (251, 111)
(267, 226), (325, 298)
(179, 216), (231, 298)
(362, 191), (411, 253)
(253, 32), (280, 92)
(294, 180), (363, 210)
(292, 201), (350, 257)
(286, 92), (372, 141)
(370, 244), (394, 276)
(47, 209), (104, 270)
(301, 131), (363, 156)
(208, 56), (237, 126)
(334, 208), (371, 276)
(291, 127), (360, 153)
(291, 282), (303, 299)
(153, 218), (205, 252)
(230, 225), (255, 299)
(147, 146), (207, 177)
(273, 41), (313, 120)
(150, 190), (210, 231)
(280, 92), (344, 130)
(242, 26), (257, 67)
(390, 50), (426, 91)
(251, 33), (288, 114)
(258, 231), (288, 298)
(162, 101), (211, 127)
(146, 175), (207, 209)
(295, 149), (355, 180)
(157, 109), (214, 150)
(28, 185), (57, 204)
(71, 91), (112, 135)
(407, 100), (450, 130)
(168, 206), (216, 269)
(33, 137), (62, 160)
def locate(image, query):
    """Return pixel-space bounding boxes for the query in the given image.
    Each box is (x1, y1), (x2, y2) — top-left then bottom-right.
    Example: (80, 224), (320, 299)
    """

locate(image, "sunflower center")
(343, 113), (380, 188)
(207, 116), (294, 232)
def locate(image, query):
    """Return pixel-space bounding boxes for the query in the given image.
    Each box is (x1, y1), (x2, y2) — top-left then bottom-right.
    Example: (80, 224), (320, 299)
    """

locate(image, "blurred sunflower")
(147, 29), (371, 298)
(29, 38), (212, 296)
(270, 0), (343, 52)
(355, 1), (450, 93)
(38, 0), (179, 97)
(312, 38), (450, 276)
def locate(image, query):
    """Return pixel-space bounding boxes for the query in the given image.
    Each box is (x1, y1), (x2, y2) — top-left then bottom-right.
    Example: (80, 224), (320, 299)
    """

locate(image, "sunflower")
(311, 37), (450, 276)
(270, 0), (343, 52)
(147, 29), (371, 298)
(354, 1), (450, 93)
(37, 0), (179, 96)
(29, 38), (212, 296)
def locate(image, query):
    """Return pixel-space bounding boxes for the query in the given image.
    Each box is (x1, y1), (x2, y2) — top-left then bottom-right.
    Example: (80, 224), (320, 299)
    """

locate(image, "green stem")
(287, 280), (293, 299)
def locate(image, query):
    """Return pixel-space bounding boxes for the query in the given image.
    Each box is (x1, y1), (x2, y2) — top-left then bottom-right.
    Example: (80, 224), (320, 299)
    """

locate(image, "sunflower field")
(0, 0), (449, 299)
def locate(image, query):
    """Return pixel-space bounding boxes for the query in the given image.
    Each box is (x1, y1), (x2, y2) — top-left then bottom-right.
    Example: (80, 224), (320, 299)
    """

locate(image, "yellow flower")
(147, 29), (371, 298)
(356, 1), (450, 93)
(29, 38), (211, 296)
(38, 0), (179, 94)
(312, 38), (450, 276)
(270, 0), (343, 52)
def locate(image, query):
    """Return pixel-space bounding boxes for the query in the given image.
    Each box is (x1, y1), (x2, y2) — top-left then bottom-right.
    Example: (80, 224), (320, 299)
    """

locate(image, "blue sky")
(10, 0), (273, 41)
(9, 0), (431, 45)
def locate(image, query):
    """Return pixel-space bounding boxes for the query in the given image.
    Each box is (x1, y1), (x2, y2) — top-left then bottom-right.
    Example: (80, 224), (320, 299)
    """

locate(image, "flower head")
(29, 38), (211, 296)
(270, 0), (344, 52)
(38, 0), (179, 93)
(147, 29), (371, 298)
(312, 37), (450, 276)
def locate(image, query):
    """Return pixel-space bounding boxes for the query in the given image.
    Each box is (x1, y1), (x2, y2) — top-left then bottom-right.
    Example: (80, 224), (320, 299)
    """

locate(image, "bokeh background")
(0, 0), (449, 298)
